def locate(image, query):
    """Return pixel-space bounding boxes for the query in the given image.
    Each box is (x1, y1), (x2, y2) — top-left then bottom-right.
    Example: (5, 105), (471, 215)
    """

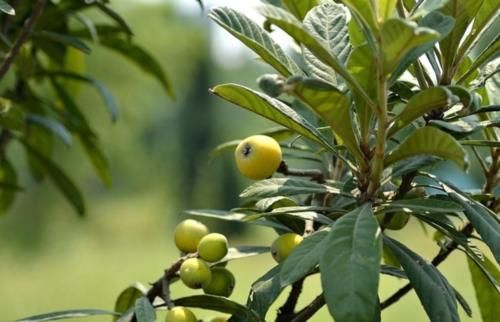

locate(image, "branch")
(0, 0), (48, 80)
(290, 293), (325, 322)
(277, 161), (325, 183)
(275, 278), (305, 322)
(131, 253), (197, 321)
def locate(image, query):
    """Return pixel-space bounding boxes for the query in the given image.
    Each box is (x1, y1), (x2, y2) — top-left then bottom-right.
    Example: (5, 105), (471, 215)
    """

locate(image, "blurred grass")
(0, 1), (490, 322)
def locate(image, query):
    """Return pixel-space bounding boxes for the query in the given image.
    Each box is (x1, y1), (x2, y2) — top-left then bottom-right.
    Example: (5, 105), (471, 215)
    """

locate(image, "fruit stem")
(277, 161), (325, 183)
(131, 253), (197, 321)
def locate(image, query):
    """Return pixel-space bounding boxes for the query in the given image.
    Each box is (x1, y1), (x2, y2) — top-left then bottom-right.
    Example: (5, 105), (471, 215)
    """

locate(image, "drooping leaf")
(320, 204), (382, 322)
(26, 114), (73, 147)
(35, 31), (91, 54)
(95, 2), (133, 35)
(467, 256), (500, 322)
(247, 265), (283, 320)
(98, 37), (174, 99)
(209, 7), (302, 77)
(240, 178), (339, 199)
(384, 126), (468, 170)
(175, 295), (261, 322)
(389, 155), (440, 178)
(384, 236), (459, 322)
(14, 309), (119, 322)
(114, 283), (147, 320)
(49, 71), (119, 122)
(280, 229), (329, 286)
(381, 18), (440, 76)
(0, 158), (18, 216)
(211, 84), (333, 149)
(257, 4), (375, 109)
(448, 193), (500, 263)
(0, 0), (15, 15)
(79, 136), (111, 187)
(388, 87), (456, 136)
(21, 140), (85, 215)
(134, 297), (155, 322)
(302, 2), (351, 85)
(281, 0), (319, 21)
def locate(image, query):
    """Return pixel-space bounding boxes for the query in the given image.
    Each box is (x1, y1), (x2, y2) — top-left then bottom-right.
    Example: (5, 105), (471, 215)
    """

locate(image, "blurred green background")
(0, 1), (491, 321)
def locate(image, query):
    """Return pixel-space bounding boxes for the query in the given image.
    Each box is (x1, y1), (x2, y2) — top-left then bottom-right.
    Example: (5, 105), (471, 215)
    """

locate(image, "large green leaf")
(302, 2), (351, 85)
(95, 2), (133, 35)
(382, 198), (463, 213)
(389, 11), (455, 84)
(257, 4), (375, 109)
(384, 126), (468, 170)
(285, 77), (363, 162)
(175, 295), (261, 322)
(14, 309), (119, 322)
(280, 229), (329, 286)
(21, 141), (85, 215)
(348, 44), (375, 139)
(320, 204), (382, 322)
(448, 193), (500, 263)
(467, 256), (500, 322)
(388, 87), (456, 136)
(211, 84), (333, 149)
(341, 0), (377, 31)
(247, 265), (283, 320)
(98, 37), (174, 99)
(240, 178), (339, 199)
(209, 7), (302, 77)
(114, 283), (147, 320)
(440, 0), (484, 81)
(384, 236), (459, 322)
(134, 297), (155, 322)
(381, 18), (440, 76)
(281, 0), (319, 20)
(0, 158), (18, 216)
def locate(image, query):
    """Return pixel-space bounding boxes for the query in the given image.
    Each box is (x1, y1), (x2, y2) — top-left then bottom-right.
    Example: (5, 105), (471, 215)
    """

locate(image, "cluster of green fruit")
(165, 219), (235, 322)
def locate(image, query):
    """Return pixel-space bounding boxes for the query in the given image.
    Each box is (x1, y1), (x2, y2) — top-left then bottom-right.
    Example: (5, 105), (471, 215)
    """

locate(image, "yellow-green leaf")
(385, 126), (469, 170)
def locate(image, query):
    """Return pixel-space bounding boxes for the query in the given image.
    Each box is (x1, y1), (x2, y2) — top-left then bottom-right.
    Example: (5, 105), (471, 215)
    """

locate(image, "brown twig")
(0, 0), (48, 80)
(131, 253), (197, 321)
(277, 161), (325, 183)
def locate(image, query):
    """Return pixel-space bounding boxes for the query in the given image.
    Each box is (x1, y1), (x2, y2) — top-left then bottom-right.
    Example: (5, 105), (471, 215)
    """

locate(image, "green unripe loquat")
(235, 135), (282, 180)
(179, 258), (211, 289)
(202, 267), (235, 297)
(174, 219), (209, 253)
(198, 233), (229, 262)
(165, 307), (197, 322)
(271, 233), (303, 263)
(376, 211), (410, 230)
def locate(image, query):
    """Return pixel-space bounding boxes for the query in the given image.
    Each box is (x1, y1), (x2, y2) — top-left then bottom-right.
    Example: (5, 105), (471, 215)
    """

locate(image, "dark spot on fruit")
(242, 144), (252, 157)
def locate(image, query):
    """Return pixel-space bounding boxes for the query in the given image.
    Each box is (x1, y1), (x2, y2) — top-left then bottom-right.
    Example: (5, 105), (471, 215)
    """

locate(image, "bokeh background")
(0, 1), (492, 321)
